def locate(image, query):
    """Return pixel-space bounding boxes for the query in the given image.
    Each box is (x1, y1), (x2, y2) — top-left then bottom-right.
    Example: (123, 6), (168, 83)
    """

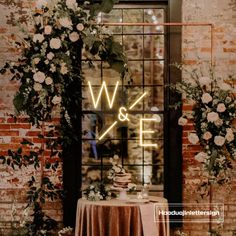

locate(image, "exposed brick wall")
(1, 0), (236, 235)
(0, 2), (63, 235)
(182, 0), (236, 235)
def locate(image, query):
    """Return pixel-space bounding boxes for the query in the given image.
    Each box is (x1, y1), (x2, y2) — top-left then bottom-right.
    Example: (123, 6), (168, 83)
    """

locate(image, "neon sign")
(88, 81), (161, 148)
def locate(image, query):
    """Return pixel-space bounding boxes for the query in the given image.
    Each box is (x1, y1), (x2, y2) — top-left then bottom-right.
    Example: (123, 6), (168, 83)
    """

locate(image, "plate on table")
(127, 198), (149, 204)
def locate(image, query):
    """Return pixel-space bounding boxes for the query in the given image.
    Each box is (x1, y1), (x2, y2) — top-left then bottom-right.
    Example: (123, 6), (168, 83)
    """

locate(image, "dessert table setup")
(75, 195), (169, 236)
(75, 156), (169, 236)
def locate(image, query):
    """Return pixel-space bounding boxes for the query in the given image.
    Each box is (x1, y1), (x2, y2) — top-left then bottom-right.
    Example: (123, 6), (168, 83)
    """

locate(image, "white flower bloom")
(226, 128), (234, 142)
(47, 52), (54, 60)
(50, 38), (61, 49)
(214, 136), (225, 146)
(188, 133), (199, 144)
(36, 0), (47, 8)
(33, 34), (44, 43)
(33, 57), (40, 64)
(76, 23), (84, 31)
(69, 32), (80, 42)
(44, 25), (52, 35)
(214, 119), (223, 127)
(113, 166), (120, 173)
(151, 106), (159, 112)
(216, 103), (226, 113)
(178, 116), (188, 126)
(207, 112), (219, 122)
(59, 17), (72, 29)
(33, 83), (42, 91)
(45, 77), (53, 85)
(33, 71), (45, 83)
(66, 0), (78, 9)
(44, 59), (49, 65)
(219, 82), (231, 91)
(50, 64), (56, 72)
(201, 93), (212, 104)
(203, 131), (212, 140)
(113, 155), (119, 160)
(52, 95), (62, 105)
(60, 63), (68, 74)
(195, 152), (208, 162)
(199, 76), (211, 86)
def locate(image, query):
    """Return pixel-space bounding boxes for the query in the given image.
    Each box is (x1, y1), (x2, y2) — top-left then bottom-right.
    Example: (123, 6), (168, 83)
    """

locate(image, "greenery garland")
(0, 0), (128, 234)
(172, 64), (235, 189)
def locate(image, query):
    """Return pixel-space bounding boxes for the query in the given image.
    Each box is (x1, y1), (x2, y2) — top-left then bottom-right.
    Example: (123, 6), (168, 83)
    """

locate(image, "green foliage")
(172, 64), (236, 184)
(25, 202), (57, 236)
(89, 0), (119, 17)
(0, 0), (129, 234)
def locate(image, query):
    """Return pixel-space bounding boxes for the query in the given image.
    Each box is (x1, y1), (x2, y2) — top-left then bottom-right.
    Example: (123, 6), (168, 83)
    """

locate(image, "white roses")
(203, 131), (212, 140)
(207, 112), (219, 122)
(201, 93), (212, 104)
(195, 152), (208, 162)
(214, 136), (225, 146)
(47, 52), (54, 60)
(33, 34), (44, 43)
(52, 96), (62, 105)
(226, 128), (234, 142)
(178, 116), (188, 126)
(45, 77), (53, 85)
(199, 76), (211, 87)
(216, 103), (226, 113)
(66, 0), (78, 9)
(188, 133), (199, 144)
(33, 83), (42, 92)
(69, 32), (80, 42)
(76, 23), (84, 31)
(44, 25), (52, 35)
(50, 38), (61, 49)
(59, 17), (72, 29)
(33, 71), (45, 83)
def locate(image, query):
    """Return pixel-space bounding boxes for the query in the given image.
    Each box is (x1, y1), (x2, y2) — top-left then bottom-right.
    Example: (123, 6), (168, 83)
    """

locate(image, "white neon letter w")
(88, 81), (119, 109)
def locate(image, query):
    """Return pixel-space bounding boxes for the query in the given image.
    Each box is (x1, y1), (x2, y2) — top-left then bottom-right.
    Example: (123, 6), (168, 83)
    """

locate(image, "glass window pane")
(124, 165), (143, 185)
(123, 35), (143, 59)
(143, 140), (164, 165)
(102, 9), (122, 33)
(144, 9), (165, 33)
(82, 61), (101, 85)
(143, 86), (164, 110)
(144, 61), (164, 85)
(82, 166), (101, 187)
(123, 9), (143, 34)
(144, 35), (164, 59)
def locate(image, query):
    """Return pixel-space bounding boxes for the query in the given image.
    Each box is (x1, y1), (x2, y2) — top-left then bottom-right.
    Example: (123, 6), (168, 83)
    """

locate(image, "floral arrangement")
(0, 0), (127, 125)
(58, 226), (73, 236)
(82, 183), (113, 201)
(0, 0), (128, 233)
(174, 65), (235, 183)
(107, 155), (126, 180)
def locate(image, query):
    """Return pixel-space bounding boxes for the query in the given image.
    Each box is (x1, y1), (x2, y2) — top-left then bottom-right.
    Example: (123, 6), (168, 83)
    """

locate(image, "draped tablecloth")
(75, 196), (169, 236)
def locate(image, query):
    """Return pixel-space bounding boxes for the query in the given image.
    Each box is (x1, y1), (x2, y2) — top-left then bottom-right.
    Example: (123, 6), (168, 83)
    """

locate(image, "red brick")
(0, 124), (11, 129)
(0, 130), (19, 136)
(10, 124), (31, 129)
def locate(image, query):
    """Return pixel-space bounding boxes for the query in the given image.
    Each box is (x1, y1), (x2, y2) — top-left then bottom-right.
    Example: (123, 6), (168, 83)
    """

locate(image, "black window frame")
(63, 0), (182, 228)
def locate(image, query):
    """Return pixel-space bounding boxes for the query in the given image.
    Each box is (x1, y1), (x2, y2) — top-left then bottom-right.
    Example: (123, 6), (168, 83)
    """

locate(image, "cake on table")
(113, 172), (132, 189)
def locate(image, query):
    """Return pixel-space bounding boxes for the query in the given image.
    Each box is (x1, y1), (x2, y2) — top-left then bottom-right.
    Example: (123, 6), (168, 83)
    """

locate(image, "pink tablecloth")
(75, 196), (169, 236)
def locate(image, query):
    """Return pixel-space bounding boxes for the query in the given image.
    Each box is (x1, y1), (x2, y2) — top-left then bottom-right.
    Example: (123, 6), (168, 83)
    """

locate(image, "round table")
(75, 196), (169, 236)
